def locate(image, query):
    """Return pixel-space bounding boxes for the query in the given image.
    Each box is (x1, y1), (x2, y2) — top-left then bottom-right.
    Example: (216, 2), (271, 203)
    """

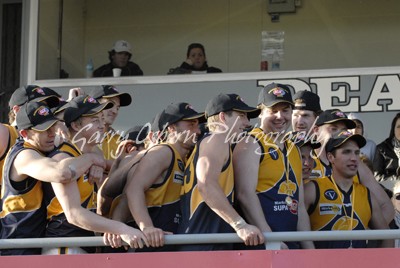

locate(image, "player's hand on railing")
(236, 224), (265, 246)
(120, 228), (149, 249)
(142, 226), (172, 248)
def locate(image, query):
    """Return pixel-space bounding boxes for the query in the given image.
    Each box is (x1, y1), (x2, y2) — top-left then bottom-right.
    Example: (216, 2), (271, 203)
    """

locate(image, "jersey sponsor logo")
(332, 216), (359, 231)
(268, 147), (279, 160)
(324, 189), (338, 200)
(319, 203), (341, 215)
(173, 171), (184, 185)
(273, 200), (298, 215)
(289, 199), (298, 215)
(177, 159), (185, 171)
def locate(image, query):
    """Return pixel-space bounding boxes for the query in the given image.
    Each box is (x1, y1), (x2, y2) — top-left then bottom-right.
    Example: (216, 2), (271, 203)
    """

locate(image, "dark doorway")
(0, 1), (22, 124)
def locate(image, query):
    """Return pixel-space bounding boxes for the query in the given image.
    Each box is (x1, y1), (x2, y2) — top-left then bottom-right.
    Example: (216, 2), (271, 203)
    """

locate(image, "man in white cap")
(93, 40), (143, 77)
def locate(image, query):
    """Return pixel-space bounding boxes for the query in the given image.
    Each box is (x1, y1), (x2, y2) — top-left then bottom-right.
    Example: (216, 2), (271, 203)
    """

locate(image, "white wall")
(37, 0), (400, 79)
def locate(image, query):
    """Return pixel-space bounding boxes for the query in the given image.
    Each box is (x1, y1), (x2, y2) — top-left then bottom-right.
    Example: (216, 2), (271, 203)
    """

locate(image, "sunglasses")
(395, 193), (400, 200)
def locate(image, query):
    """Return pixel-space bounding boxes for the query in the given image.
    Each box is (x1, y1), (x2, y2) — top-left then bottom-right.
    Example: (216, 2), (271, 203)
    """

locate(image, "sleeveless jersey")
(101, 131), (122, 160)
(143, 143), (184, 234)
(43, 142), (96, 238)
(0, 139), (46, 255)
(308, 176), (372, 248)
(0, 124), (19, 188)
(249, 128), (302, 234)
(178, 134), (234, 250)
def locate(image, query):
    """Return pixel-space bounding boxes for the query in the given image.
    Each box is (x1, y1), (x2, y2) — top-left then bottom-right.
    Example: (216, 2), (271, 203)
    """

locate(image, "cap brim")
(322, 118), (356, 129)
(36, 95), (60, 109)
(103, 93), (132, 106)
(83, 101), (114, 117)
(233, 107), (261, 119)
(31, 118), (59, 132)
(182, 112), (206, 124)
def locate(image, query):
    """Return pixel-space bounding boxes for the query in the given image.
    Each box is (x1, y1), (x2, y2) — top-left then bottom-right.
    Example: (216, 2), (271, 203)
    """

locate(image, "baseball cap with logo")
(158, 102), (206, 129)
(63, 95), (113, 127)
(205, 93), (260, 119)
(325, 130), (366, 153)
(9, 85), (60, 109)
(315, 109), (356, 129)
(16, 102), (59, 131)
(258, 83), (294, 108)
(293, 90), (322, 113)
(89, 85), (132, 107)
(112, 40), (132, 54)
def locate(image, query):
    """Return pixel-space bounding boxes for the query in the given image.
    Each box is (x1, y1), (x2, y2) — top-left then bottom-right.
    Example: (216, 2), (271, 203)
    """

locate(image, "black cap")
(158, 102), (206, 129)
(288, 131), (321, 149)
(205, 93), (260, 119)
(16, 102), (59, 131)
(89, 85), (132, 107)
(51, 98), (70, 115)
(64, 95), (113, 127)
(293, 90), (322, 113)
(9, 85), (60, 109)
(325, 131), (366, 153)
(126, 125), (150, 143)
(258, 83), (293, 108)
(315, 109), (356, 129)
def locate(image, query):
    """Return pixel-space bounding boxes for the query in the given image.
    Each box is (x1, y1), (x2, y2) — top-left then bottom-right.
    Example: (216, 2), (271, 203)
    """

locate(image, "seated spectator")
(93, 40), (143, 77)
(168, 43), (222, 74)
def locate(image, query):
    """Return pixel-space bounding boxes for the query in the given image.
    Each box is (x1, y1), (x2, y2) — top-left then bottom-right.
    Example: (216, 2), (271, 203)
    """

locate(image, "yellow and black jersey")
(308, 176), (372, 248)
(101, 131), (122, 160)
(0, 139), (46, 255)
(0, 124), (19, 188)
(249, 128), (302, 236)
(179, 134), (234, 245)
(43, 142), (96, 238)
(142, 143), (184, 234)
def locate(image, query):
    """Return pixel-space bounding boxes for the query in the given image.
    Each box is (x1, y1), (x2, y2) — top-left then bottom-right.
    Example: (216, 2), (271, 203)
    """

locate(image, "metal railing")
(1, 230), (399, 250)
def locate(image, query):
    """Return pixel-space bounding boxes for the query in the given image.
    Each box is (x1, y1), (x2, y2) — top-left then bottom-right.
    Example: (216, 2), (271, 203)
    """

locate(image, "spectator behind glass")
(168, 43), (222, 74)
(374, 112), (400, 191)
(347, 112), (377, 162)
(93, 40), (143, 77)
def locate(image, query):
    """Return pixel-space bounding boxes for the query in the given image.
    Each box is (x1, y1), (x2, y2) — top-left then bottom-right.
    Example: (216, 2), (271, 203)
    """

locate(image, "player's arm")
(13, 149), (105, 183)
(233, 137), (271, 234)
(50, 153), (148, 249)
(296, 180), (315, 249)
(125, 145), (172, 247)
(358, 161), (394, 224)
(0, 124), (10, 159)
(198, 135), (264, 246)
(303, 180), (317, 211)
(369, 191), (394, 248)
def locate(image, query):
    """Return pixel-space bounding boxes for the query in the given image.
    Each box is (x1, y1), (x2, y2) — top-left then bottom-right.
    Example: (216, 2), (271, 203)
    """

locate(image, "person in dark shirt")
(94, 40), (143, 77)
(168, 43), (222, 74)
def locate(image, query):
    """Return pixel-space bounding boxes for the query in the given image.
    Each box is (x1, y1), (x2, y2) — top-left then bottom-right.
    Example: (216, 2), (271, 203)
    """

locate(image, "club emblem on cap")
(35, 106), (50, 116)
(332, 110), (345, 118)
(32, 87), (45, 95)
(84, 96), (97, 104)
(185, 104), (194, 110)
(236, 95), (244, 102)
(294, 99), (306, 108)
(121, 42), (128, 48)
(111, 86), (119, 92)
(338, 130), (352, 137)
(268, 87), (286, 97)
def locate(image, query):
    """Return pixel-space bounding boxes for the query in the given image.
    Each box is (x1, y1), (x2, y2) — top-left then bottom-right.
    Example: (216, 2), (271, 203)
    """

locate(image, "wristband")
(231, 217), (247, 231)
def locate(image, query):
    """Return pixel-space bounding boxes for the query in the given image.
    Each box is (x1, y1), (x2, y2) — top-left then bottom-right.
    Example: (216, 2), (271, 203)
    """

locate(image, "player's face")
(392, 189), (400, 212)
(300, 145), (314, 181)
(394, 118), (400, 141)
(112, 51), (130, 68)
(99, 97), (120, 126)
(260, 103), (292, 134)
(224, 111), (250, 136)
(27, 125), (57, 152)
(327, 140), (360, 179)
(75, 113), (105, 145)
(316, 122), (348, 143)
(187, 48), (206, 69)
(292, 110), (317, 133)
(174, 119), (201, 147)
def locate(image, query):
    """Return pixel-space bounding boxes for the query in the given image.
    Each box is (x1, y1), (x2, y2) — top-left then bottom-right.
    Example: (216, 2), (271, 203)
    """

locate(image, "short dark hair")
(187, 43), (206, 58)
